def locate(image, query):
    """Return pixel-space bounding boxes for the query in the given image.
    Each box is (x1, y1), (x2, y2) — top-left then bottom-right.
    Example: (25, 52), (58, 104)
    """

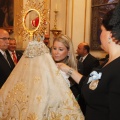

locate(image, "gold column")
(50, 10), (62, 37)
(83, 0), (87, 42)
(65, 0), (68, 34)
(14, 0), (23, 50)
(71, 0), (74, 39)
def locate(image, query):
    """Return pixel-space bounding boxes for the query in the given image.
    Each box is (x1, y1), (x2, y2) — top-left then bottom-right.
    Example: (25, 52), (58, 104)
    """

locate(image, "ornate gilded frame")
(0, 0), (14, 34)
(14, 0), (49, 49)
(90, 0), (119, 50)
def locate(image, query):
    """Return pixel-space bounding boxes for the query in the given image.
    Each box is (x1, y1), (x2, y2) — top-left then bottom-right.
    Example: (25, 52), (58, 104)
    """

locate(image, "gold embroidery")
(56, 69), (60, 76)
(64, 115), (70, 120)
(0, 66), (84, 120)
(27, 113), (38, 120)
(41, 90), (84, 120)
(33, 76), (41, 83)
(36, 96), (42, 103)
(0, 81), (29, 120)
(49, 111), (62, 120)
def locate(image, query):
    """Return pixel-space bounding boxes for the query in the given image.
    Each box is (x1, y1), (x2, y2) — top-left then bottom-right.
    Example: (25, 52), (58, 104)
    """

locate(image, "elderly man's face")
(44, 38), (49, 46)
(0, 31), (10, 51)
(8, 39), (17, 52)
(76, 43), (85, 56)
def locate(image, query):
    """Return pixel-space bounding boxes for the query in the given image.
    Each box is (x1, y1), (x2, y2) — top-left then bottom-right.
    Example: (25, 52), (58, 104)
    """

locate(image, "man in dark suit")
(43, 34), (51, 52)
(76, 42), (100, 76)
(0, 29), (15, 88)
(43, 34), (50, 47)
(76, 42), (100, 115)
(7, 38), (23, 65)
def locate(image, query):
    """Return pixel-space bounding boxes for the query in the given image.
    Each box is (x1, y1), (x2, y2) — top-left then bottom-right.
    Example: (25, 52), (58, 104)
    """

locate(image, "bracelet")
(67, 68), (74, 76)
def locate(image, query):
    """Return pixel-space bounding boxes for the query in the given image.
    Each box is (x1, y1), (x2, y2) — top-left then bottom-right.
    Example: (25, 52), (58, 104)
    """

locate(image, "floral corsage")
(87, 71), (102, 90)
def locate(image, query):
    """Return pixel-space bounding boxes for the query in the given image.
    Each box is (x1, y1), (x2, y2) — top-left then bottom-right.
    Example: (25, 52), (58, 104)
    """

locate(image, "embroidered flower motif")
(87, 71), (102, 90)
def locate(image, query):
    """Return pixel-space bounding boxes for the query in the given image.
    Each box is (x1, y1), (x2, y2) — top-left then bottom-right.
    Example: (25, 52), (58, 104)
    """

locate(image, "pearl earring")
(108, 37), (112, 43)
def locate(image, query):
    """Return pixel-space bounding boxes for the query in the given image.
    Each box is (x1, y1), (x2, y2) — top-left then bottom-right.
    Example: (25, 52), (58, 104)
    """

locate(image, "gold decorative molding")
(14, 0), (49, 49)
(50, 29), (62, 37)
(71, 0), (74, 39)
(90, 0), (118, 50)
(50, 10), (62, 37)
(14, 0), (23, 49)
(83, 0), (87, 42)
(65, 0), (68, 34)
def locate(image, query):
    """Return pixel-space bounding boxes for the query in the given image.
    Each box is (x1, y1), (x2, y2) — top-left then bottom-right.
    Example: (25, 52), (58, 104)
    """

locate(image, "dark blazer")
(16, 50), (23, 61)
(6, 50), (23, 65)
(0, 51), (15, 88)
(81, 54), (100, 76)
(81, 57), (120, 120)
(77, 53), (99, 115)
(77, 60), (83, 74)
(14, 50), (23, 63)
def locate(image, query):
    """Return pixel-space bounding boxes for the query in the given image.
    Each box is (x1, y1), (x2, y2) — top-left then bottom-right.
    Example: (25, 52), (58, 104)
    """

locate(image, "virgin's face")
(52, 41), (69, 62)
(100, 25), (110, 52)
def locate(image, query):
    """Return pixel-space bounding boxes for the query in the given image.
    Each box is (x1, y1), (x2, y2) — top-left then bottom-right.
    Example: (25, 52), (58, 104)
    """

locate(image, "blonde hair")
(53, 34), (77, 70)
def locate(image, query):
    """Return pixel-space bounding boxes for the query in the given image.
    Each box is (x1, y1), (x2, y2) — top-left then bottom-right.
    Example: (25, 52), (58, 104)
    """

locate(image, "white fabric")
(0, 41), (84, 120)
(60, 70), (70, 87)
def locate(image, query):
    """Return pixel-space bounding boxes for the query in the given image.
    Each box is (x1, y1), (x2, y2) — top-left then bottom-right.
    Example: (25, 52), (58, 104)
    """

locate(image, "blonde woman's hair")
(53, 34), (77, 70)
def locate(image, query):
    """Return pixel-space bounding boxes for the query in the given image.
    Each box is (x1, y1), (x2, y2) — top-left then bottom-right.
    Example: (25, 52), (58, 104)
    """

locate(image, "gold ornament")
(89, 80), (99, 90)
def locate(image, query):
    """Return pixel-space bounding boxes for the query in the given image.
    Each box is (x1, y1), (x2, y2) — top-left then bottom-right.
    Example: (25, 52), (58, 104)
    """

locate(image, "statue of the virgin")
(0, 35), (84, 119)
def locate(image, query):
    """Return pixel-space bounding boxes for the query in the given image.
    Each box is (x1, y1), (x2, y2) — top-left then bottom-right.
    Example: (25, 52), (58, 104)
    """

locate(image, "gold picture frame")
(90, 0), (119, 50)
(0, 0), (14, 34)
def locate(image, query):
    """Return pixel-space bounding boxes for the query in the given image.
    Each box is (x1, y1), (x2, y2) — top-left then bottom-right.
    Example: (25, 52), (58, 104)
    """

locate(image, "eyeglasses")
(0, 37), (10, 40)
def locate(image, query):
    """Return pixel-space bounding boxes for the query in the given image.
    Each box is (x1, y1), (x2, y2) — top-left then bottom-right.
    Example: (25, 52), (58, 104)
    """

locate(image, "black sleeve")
(78, 76), (87, 88)
(109, 74), (120, 120)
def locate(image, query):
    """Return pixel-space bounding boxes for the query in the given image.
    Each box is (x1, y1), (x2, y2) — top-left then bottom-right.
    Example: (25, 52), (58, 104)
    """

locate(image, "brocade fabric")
(0, 41), (84, 120)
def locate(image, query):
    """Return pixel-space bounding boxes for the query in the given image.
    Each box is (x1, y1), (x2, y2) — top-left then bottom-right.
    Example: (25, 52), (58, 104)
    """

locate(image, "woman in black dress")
(57, 2), (120, 120)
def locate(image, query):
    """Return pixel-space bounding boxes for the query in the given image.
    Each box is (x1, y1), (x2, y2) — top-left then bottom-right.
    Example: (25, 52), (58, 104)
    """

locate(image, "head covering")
(102, 2), (120, 41)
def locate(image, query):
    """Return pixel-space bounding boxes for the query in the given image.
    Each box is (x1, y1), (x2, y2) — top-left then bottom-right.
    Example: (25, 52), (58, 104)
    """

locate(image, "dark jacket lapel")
(5, 50), (15, 69)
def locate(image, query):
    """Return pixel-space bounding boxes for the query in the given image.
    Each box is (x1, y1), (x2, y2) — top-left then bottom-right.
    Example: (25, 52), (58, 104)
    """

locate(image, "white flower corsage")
(87, 71), (102, 90)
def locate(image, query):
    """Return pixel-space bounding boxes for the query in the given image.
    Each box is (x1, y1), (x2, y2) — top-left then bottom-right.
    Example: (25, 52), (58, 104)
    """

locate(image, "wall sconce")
(50, 10), (62, 37)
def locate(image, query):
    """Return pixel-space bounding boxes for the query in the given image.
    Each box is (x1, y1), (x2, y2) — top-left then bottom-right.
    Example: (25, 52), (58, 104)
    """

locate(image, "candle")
(55, 4), (58, 10)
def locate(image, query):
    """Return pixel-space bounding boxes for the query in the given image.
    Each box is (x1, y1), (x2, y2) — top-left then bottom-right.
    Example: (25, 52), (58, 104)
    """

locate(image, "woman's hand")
(56, 63), (71, 74)
(56, 63), (83, 84)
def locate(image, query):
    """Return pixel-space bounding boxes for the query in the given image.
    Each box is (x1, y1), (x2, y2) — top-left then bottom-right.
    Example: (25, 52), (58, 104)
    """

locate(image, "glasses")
(0, 37), (10, 40)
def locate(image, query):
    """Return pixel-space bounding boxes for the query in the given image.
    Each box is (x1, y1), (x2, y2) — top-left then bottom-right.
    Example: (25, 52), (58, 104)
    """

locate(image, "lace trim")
(24, 41), (50, 58)
(60, 70), (70, 87)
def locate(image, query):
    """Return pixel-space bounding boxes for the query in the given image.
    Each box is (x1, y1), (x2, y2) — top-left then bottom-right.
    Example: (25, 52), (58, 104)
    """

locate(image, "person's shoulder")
(16, 50), (23, 56)
(88, 53), (98, 60)
(5, 50), (10, 55)
(16, 50), (23, 53)
(76, 55), (81, 60)
(0, 52), (3, 58)
(86, 54), (99, 65)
